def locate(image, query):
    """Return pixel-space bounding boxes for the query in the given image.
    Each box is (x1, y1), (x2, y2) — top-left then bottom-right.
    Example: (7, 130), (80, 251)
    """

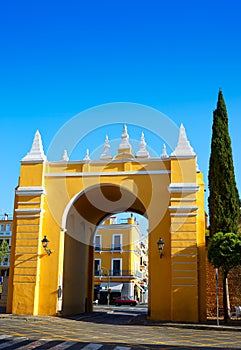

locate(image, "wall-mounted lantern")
(157, 237), (165, 258)
(41, 235), (52, 255)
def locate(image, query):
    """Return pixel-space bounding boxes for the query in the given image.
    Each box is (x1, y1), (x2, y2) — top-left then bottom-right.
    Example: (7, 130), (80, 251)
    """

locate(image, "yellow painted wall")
(94, 220), (141, 284)
(8, 145), (206, 322)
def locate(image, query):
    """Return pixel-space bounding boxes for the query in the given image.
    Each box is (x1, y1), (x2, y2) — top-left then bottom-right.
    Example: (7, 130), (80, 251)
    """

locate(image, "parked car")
(114, 296), (137, 306)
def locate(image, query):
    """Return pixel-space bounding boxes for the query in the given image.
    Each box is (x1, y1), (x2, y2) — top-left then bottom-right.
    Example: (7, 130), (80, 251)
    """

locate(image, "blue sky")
(0, 0), (241, 221)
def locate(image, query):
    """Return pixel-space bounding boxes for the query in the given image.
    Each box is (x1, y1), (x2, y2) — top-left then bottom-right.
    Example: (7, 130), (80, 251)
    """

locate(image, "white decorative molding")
(60, 150), (69, 162)
(118, 124), (132, 152)
(171, 246), (197, 251)
(172, 262), (196, 265)
(168, 183), (199, 193)
(16, 231), (40, 235)
(48, 157), (171, 165)
(172, 269), (197, 273)
(15, 208), (43, 214)
(15, 207), (44, 219)
(170, 213), (198, 217)
(45, 170), (171, 177)
(172, 276), (197, 279)
(196, 156), (200, 172)
(15, 251), (38, 255)
(21, 130), (47, 163)
(18, 202), (41, 205)
(136, 133), (150, 158)
(161, 144), (168, 159)
(168, 206), (198, 212)
(172, 284), (197, 287)
(170, 124), (196, 158)
(83, 149), (91, 161)
(16, 215), (42, 219)
(16, 186), (45, 196)
(170, 198), (196, 202)
(100, 135), (112, 160)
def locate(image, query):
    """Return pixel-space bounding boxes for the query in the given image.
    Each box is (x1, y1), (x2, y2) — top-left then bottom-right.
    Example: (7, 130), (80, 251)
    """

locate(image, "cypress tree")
(208, 90), (240, 236)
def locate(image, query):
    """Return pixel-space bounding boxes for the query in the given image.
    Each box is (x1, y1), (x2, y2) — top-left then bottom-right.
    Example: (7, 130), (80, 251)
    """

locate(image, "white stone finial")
(118, 124), (132, 152)
(161, 144), (168, 159)
(196, 156), (200, 172)
(100, 135), (112, 160)
(170, 124), (196, 157)
(114, 124), (134, 159)
(83, 149), (91, 161)
(21, 130), (46, 162)
(136, 132), (150, 158)
(61, 150), (69, 162)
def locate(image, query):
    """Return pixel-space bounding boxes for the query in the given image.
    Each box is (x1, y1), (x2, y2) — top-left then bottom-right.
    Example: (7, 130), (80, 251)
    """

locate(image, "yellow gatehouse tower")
(7, 124), (206, 322)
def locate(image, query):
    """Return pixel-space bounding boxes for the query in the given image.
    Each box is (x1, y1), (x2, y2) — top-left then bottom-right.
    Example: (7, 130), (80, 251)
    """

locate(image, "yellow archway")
(7, 125), (206, 322)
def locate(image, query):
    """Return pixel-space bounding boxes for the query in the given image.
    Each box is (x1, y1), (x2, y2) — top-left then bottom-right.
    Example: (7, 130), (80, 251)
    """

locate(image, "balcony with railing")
(94, 245), (102, 252)
(111, 244), (122, 252)
(0, 231), (12, 236)
(94, 269), (143, 278)
(0, 255), (10, 267)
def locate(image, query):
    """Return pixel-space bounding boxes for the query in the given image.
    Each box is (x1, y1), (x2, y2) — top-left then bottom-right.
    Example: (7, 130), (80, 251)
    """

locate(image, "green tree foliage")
(0, 240), (9, 265)
(208, 232), (241, 322)
(208, 90), (240, 237)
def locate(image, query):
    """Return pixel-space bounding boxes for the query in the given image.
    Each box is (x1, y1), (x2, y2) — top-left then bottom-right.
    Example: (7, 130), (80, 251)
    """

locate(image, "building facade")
(94, 215), (148, 304)
(0, 214), (12, 307)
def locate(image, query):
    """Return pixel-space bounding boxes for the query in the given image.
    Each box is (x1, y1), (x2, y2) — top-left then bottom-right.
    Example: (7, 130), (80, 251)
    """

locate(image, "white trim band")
(16, 186), (45, 196)
(169, 206), (198, 212)
(45, 170), (170, 178)
(15, 208), (43, 214)
(170, 213), (197, 217)
(16, 215), (41, 219)
(168, 183), (199, 193)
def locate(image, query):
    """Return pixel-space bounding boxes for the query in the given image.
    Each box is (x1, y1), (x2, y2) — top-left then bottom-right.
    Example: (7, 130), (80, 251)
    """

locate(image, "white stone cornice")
(47, 158), (169, 165)
(45, 170), (171, 177)
(15, 186), (45, 196)
(15, 208), (44, 219)
(170, 198), (196, 202)
(168, 206), (199, 212)
(15, 215), (42, 219)
(168, 183), (199, 193)
(170, 213), (198, 217)
(15, 208), (43, 214)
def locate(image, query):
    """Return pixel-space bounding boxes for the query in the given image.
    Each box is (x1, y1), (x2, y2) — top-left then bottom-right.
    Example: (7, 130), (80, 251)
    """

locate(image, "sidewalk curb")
(1, 313), (241, 332)
(129, 315), (241, 332)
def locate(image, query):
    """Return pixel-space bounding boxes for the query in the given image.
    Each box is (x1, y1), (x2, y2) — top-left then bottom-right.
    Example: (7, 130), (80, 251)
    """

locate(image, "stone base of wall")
(206, 258), (241, 318)
(0, 276), (8, 308)
(1, 259), (241, 316)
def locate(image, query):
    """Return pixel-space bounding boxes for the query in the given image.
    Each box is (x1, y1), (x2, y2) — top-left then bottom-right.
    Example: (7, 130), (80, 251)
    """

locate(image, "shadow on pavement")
(63, 310), (241, 331)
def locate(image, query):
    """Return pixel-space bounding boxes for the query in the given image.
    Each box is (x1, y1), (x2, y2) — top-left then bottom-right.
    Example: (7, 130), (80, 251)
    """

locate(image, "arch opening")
(93, 211), (148, 307)
(62, 184), (148, 315)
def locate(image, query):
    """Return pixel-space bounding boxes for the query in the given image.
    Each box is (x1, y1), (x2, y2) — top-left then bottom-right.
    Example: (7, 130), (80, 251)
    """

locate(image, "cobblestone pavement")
(0, 311), (241, 349)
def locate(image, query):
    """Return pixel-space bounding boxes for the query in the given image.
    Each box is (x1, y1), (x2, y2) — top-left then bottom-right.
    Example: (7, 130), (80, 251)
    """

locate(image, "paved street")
(1, 308), (241, 349)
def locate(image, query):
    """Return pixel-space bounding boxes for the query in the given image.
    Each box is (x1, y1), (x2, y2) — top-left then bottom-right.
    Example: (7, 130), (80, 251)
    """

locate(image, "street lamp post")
(106, 269), (111, 306)
(100, 267), (111, 306)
